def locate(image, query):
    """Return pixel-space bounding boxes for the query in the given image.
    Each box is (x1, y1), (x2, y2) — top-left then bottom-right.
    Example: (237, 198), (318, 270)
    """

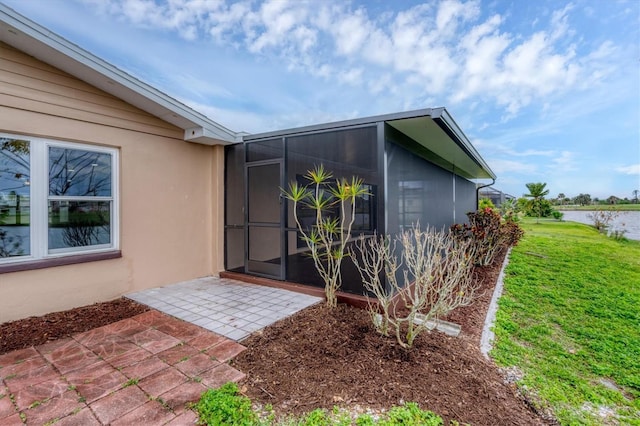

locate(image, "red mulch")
(0, 249), (550, 425)
(0, 298), (149, 355)
(231, 248), (549, 425)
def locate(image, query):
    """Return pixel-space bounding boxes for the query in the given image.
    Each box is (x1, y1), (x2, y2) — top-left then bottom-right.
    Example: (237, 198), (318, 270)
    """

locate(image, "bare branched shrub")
(352, 225), (477, 349)
(586, 209), (619, 232)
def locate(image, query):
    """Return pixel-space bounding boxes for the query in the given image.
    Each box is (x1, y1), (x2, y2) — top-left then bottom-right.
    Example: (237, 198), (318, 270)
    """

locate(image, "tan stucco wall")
(0, 43), (225, 322)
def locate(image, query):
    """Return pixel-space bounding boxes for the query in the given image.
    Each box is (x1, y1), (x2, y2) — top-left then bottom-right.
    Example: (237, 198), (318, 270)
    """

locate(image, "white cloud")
(551, 150), (577, 171)
(616, 164), (640, 175)
(328, 7), (371, 56)
(83, 0), (624, 123)
(486, 159), (537, 174)
(338, 68), (364, 86)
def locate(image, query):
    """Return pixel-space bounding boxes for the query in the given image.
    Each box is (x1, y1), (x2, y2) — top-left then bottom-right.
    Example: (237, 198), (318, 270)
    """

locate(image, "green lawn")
(492, 219), (640, 424)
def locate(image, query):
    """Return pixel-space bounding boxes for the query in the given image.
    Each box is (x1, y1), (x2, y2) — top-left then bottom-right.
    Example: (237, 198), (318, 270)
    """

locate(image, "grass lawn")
(492, 219), (640, 425)
(557, 204), (640, 211)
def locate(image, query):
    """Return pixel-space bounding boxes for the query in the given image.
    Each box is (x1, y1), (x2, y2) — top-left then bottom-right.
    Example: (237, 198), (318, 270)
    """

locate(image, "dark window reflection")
(0, 138), (31, 258)
(49, 147), (111, 196)
(48, 201), (110, 249)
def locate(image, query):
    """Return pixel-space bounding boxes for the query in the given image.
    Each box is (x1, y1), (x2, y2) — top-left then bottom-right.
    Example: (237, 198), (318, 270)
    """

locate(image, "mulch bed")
(0, 248), (549, 425)
(231, 248), (548, 425)
(0, 298), (149, 355)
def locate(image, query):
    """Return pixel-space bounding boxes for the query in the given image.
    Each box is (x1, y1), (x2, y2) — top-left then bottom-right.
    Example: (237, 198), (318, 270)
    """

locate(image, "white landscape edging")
(373, 314), (462, 337)
(480, 246), (513, 359)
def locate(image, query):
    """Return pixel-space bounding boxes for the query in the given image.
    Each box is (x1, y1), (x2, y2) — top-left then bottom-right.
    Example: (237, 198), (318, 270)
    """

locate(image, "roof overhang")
(244, 107), (495, 181)
(385, 108), (496, 180)
(0, 4), (239, 145)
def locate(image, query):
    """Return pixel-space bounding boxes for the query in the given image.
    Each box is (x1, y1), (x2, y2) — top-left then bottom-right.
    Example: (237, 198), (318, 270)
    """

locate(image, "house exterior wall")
(455, 175), (477, 222)
(0, 42), (224, 322)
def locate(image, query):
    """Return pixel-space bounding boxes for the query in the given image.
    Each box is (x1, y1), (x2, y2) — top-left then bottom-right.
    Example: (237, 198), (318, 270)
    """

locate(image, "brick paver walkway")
(0, 310), (246, 425)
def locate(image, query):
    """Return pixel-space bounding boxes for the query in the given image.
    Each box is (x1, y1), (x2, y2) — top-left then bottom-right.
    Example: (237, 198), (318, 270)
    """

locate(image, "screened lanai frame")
(224, 107), (496, 296)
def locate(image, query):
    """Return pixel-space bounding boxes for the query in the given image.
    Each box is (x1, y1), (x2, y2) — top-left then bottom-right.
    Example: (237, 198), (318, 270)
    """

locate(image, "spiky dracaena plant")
(282, 165), (369, 308)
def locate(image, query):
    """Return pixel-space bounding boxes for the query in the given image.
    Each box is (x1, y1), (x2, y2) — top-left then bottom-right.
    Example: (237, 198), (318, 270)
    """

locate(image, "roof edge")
(0, 4), (238, 144)
(243, 108), (437, 141)
(431, 108), (496, 180)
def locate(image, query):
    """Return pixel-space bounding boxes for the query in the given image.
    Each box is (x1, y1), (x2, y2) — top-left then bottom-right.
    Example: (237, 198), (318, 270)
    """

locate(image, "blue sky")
(4, 0), (639, 200)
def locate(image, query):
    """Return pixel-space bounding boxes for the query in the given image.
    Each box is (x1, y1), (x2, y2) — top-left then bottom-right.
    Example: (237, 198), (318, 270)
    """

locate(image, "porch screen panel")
(224, 143), (245, 271)
(455, 175), (476, 224)
(285, 126), (379, 230)
(246, 138), (282, 162)
(386, 141), (455, 236)
(225, 144), (245, 226)
(225, 228), (244, 272)
(284, 126), (381, 294)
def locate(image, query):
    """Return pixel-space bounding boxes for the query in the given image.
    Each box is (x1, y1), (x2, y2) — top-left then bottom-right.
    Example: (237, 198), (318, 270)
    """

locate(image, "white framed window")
(0, 133), (119, 264)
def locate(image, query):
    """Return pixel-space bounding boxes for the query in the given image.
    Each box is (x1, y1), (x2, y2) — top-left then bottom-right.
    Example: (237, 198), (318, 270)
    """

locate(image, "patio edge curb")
(480, 246), (512, 359)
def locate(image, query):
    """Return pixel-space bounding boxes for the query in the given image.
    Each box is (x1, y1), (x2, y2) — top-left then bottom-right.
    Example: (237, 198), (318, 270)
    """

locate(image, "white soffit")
(387, 116), (495, 180)
(0, 4), (239, 145)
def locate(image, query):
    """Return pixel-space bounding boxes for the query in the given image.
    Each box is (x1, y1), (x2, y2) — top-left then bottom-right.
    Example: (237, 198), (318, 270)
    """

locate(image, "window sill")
(0, 251), (122, 274)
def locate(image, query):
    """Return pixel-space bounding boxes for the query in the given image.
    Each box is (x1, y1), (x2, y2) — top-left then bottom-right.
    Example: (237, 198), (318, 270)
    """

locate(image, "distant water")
(561, 210), (640, 241)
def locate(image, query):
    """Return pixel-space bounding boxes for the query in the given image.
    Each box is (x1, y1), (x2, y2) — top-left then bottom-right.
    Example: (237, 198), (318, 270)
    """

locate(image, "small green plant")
(282, 165), (369, 308)
(123, 378), (139, 387)
(499, 198), (521, 222)
(276, 403), (446, 425)
(195, 382), (258, 426)
(29, 398), (50, 409)
(478, 197), (496, 210)
(381, 402), (443, 425)
(551, 210), (563, 220)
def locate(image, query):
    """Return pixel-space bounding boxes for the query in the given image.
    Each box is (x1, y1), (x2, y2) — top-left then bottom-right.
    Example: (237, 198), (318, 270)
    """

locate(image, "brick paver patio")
(0, 310), (246, 425)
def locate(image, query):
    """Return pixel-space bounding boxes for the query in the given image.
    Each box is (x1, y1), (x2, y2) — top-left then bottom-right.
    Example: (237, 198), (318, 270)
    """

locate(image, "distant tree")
(633, 189), (639, 204)
(573, 193), (592, 206)
(557, 193), (566, 205)
(516, 197), (530, 216)
(524, 182), (550, 223)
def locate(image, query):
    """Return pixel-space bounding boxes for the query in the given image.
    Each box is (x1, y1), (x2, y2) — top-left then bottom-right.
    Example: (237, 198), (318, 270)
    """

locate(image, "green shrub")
(524, 198), (553, 218)
(195, 382), (258, 426)
(499, 199), (521, 223)
(551, 210), (563, 220)
(478, 197), (495, 210)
